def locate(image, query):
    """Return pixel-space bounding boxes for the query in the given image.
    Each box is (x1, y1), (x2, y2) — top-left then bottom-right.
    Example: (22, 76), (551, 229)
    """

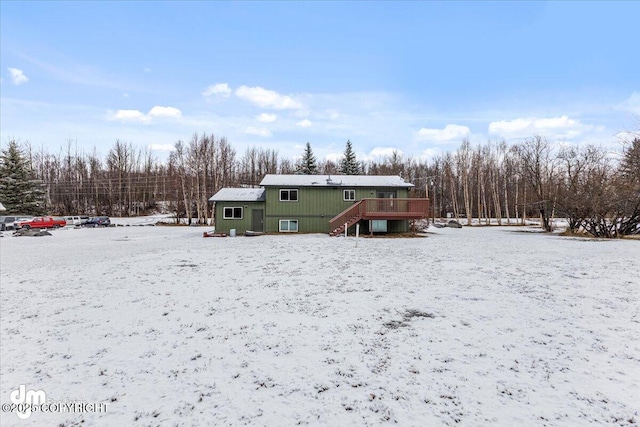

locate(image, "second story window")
(343, 189), (355, 201)
(280, 189), (298, 202)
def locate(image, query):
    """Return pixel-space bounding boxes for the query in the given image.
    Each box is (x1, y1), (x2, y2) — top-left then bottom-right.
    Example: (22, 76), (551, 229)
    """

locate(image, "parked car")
(80, 216), (90, 225)
(64, 216), (82, 226)
(12, 217), (33, 229)
(0, 216), (21, 231)
(85, 216), (111, 227)
(15, 216), (67, 229)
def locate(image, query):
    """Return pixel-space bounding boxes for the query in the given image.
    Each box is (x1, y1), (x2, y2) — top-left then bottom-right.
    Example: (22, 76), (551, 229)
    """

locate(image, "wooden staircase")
(329, 213), (363, 236)
(329, 200), (365, 236)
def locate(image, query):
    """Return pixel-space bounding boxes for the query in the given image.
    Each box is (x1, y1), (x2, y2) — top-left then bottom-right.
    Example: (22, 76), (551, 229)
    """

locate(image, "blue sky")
(1, 1), (638, 163)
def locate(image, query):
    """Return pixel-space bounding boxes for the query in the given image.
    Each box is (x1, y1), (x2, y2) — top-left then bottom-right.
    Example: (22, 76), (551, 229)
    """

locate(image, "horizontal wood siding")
(264, 186), (410, 233)
(214, 201), (265, 235)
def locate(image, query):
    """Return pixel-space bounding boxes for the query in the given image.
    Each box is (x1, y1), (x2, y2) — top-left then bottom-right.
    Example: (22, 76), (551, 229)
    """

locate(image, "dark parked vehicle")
(85, 216), (111, 227)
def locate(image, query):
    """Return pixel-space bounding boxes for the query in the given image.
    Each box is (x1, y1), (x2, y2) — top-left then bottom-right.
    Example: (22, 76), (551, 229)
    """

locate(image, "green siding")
(264, 186), (410, 233)
(214, 201), (265, 235)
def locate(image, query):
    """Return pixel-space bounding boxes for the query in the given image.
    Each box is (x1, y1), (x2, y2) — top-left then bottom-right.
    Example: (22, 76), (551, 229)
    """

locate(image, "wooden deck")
(329, 198), (429, 235)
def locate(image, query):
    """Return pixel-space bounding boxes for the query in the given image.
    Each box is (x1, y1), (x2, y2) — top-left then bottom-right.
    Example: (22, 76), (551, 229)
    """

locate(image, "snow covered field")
(1, 226), (639, 426)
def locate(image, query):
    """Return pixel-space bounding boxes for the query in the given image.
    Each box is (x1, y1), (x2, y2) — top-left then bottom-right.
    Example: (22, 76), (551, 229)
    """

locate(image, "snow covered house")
(209, 174), (429, 235)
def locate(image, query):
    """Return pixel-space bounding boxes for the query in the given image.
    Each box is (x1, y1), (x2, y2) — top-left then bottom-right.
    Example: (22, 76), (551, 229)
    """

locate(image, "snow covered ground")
(1, 226), (639, 426)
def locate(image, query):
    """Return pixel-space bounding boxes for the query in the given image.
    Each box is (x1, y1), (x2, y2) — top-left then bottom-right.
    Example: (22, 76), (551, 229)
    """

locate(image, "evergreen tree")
(297, 142), (318, 175)
(620, 137), (640, 186)
(340, 139), (361, 175)
(0, 140), (46, 215)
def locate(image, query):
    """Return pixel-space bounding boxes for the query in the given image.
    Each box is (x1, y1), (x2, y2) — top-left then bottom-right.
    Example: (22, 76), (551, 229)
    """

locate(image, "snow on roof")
(259, 174), (414, 188)
(209, 188), (265, 202)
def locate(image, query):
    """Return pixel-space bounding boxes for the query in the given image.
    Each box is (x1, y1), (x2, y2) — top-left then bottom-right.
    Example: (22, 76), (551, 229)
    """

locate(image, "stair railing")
(329, 200), (365, 232)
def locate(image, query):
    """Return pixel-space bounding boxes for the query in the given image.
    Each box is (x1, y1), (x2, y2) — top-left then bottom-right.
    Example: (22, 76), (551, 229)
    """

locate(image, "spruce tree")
(297, 142), (318, 175)
(620, 137), (640, 186)
(340, 139), (361, 175)
(0, 140), (46, 215)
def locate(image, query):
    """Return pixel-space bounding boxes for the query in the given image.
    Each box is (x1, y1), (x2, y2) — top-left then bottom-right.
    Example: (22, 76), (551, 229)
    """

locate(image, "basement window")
(279, 219), (298, 232)
(343, 189), (356, 201)
(223, 207), (243, 219)
(280, 189), (298, 202)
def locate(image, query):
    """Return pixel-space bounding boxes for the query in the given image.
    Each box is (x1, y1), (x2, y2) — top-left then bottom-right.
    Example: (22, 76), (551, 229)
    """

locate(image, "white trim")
(279, 219), (299, 232)
(343, 189), (356, 201)
(223, 206), (243, 219)
(279, 188), (299, 202)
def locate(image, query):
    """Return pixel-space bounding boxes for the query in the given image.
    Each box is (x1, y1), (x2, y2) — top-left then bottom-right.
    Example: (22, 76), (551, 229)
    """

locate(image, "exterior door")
(376, 191), (396, 211)
(252, 209), (264, 232)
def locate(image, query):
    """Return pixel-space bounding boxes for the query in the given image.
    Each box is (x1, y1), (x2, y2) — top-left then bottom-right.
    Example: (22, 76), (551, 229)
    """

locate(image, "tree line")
(1, 130), (638, 237)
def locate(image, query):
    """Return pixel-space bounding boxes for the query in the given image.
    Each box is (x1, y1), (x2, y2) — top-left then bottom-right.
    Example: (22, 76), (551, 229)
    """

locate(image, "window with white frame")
(279, 219), (298, 232)
(343, 189), (356, 201)
(223, 207), (243, 219)
(279, 189), (298, 202)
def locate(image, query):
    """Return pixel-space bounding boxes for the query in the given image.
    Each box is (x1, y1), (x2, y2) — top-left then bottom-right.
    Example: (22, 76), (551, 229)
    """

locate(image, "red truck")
(16, 216), (67, 229)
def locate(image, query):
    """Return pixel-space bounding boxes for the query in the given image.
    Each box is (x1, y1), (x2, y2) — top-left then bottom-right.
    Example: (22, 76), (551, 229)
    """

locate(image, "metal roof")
(259, 174), (414, 188)
(209, 188), (266, 202)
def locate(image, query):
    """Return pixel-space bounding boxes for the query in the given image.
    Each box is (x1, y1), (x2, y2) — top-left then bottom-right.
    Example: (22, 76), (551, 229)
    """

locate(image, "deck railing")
(361, 198), (429, 218)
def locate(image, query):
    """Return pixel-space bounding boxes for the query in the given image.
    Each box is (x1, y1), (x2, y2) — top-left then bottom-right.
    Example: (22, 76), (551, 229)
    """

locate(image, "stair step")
(329, 215), (363, 236)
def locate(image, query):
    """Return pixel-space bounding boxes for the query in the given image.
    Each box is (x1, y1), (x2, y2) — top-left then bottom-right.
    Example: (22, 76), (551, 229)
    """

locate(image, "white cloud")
(257, 113), (277, 123)
(8, 68), (29, 85)
(108, 109), (150, 123)
(325, 152), (343, 163)
(244, 127), (272, 137)
(489, 115), (591, 139)
(149, 143), (175, 152)
(296, 119), (312, 127)
(148, 106), (182, 119)
(488, 118), (531, 134)
(417, 124), (470, 142)
(107, 106), (182, 123)
(368, 147), (402, 159)
(203, 83), (232, 97)
(235, 85), (303, 110)
(419, 147), (444, 162)
(537, 116), (580, 130)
